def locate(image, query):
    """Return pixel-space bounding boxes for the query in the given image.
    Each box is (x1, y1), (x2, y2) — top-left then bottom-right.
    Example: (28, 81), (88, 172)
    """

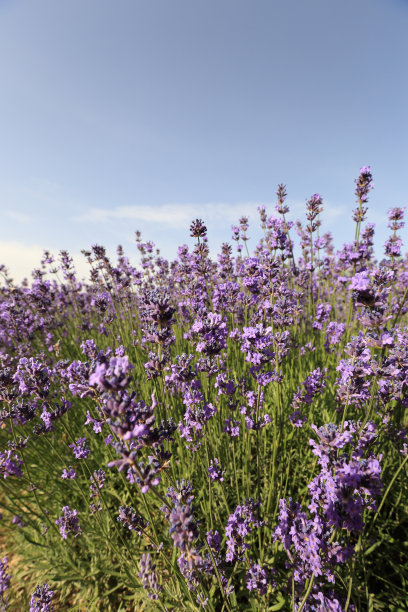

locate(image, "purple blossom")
(385, 236), (403, 258)
(208, 458), (225, 482)
(139, 553), (163, 599)
(306, 193), (323, 223)
(55, 506), (81, 539)
(190, 219), (207, 238)
(223, 418), (240, 437)
(12, 357), (53, 397)
(104, 434), (114, 446)
(29, 583), (55, 612)
(189, 312), (228, 356)
(90, 468), (105, 498)
(110, 453), (161, 493)
(0, 556), (11, 604)
(89, 356), (133, 392)
(179, 386), (216, 450)
(206, 529), (222, 552)
(0, 449), (23, 478)
(387, 206), (405, 231)
(61, 467), (77, 480)
(289, 410), (307, 427)
(308, 421), (383, 532)
(12, 514), (24, 527)
(117, 505), (148, 534)
(225, 499), (263, 562)
(168, 503), (199, 552)
(355, 165), (373, 204)
(351, 271), (371, 291)
(312, 302), (331, 330)
(325, 322), (345, 351)
(246, 563), (273, 596)
(69, 437), (90, 459)
(84, 410), (103, 433)
(274, 498), (341, 585)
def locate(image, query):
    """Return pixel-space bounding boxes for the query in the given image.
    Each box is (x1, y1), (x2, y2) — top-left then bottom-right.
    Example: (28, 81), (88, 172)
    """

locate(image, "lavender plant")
(0, 168), (407, 610)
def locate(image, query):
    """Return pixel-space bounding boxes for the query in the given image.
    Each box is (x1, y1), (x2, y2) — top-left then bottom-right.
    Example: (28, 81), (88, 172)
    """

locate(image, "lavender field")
(1, 167), (407, 611)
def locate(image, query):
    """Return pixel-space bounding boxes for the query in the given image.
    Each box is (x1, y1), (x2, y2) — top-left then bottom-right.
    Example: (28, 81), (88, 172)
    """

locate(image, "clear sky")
(0, 0), (407, 281)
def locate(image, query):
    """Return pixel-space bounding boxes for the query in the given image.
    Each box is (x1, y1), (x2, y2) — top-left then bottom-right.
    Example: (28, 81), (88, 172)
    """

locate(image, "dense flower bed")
(0, 168), (407, 610)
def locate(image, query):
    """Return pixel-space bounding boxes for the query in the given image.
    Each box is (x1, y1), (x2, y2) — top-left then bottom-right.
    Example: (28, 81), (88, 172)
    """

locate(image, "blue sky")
(0, 0), (407, 280)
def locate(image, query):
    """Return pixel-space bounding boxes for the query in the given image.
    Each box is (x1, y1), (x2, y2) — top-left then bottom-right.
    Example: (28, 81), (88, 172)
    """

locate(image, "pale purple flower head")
(117, 505), (148, 534)
(29, 583), (55, 612)
(0, 556), (11, 598)
(61, 467), (77, 480)
(69, 437), (90, 459)
(355, 165), (373, 203)
(351, 271), (370, 291)
(208, 458), (225, 482)
(55, 506), (81, 539)
(139, 553), (163, 600)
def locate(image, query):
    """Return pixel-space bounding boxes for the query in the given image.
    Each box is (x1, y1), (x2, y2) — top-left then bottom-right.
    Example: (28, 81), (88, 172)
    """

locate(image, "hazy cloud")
(76, 202), (268, 227)
(0, 241), (90, 283)
(75, 200), (347, 229)
(3, 210), (31, 223)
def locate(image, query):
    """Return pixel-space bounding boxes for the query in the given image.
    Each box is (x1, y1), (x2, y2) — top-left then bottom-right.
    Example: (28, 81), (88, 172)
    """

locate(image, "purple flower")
(274, 499), (332, 584)
(139, 553), (163, 600)
(309, 423), (353, 468)
(292, 367), (328, 407)
(29, 583), (55, 612)
(61, 467), (77, 480)
(206, 529), (222, 552)
(225, 499), (263, 562)
(89, 356), (133, 392)
(223, 418), (240, 437)
(324, 322), (345, 351)
(0, 449), (23, 478)
(69, 437), (90, 459)
(208, 458), (225, 482)
(12, 357), (53, 397)
(0, 556), (11, 602)
(179, 387), (216, 451)
(312, 303), (331, 330)
(190, 219), (207, 238)
(308, 421), (383, 533)
(84, 411), (103, 433)
(246, 563), (273, 596)
(168, 503), (199, 552)
(289, 410), (306, 428)
(55, 506), (81, 539)
(104, 434), (114, 446)
(388, 206), (405, 231)
(190, 312), (228, 356)
(355, 165), (373, 204)
(351, 271), (371, 291)
(12, 514), (24, 527)
(306, 193), (323, 224)
(90, 469), (105, 498)
(385, 236), (403, 258)
(118, 505), (148, 534)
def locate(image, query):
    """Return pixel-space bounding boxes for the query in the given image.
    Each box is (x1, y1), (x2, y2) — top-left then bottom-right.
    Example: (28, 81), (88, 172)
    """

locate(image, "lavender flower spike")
(30, 583), (55, 612)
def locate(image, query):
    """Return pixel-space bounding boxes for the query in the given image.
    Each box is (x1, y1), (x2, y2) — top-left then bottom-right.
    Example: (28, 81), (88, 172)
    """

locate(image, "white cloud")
(75, 199), (347, 229)
(3, 210), (31, 223)
(75, 202), (276, 228)
(0, 241), (91, 283)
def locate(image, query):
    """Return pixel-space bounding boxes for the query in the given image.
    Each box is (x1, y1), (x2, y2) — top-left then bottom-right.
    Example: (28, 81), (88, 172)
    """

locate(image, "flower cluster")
(225, 499), (263, 562)
(29, 583), (55, 612)
(55, 506), (82, 539)
(0, 166), (406, 610)
(0, 556), (11, 608)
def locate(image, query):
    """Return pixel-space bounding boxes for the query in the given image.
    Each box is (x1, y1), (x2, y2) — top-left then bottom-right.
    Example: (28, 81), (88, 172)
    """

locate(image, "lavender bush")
(0, 168), (407, 610)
